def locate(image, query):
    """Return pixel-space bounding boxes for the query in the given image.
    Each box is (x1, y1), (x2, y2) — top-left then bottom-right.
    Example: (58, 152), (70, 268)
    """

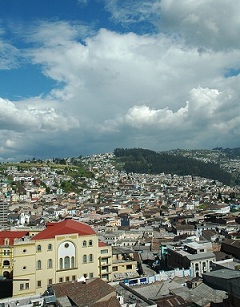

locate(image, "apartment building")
(0, 200), (8, 227)
(112, 247), (139, 281)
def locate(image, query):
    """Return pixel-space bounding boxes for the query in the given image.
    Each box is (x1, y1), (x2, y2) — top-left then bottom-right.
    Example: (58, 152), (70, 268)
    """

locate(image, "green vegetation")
(213, 147), (240, 159)
(0, 158), (95, 194)
(114, 148), (233, 185)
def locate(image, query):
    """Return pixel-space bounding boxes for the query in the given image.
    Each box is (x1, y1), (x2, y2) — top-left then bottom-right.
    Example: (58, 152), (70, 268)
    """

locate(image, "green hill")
(114, 148), (233, 185)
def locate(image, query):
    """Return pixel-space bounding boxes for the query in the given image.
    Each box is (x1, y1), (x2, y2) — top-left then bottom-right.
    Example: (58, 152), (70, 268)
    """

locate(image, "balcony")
(100, 261), (111, 266)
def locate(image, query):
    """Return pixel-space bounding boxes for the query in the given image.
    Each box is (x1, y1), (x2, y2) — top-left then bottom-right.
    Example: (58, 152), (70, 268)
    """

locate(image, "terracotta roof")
(0, 231), (29, 245)
(98, 241), (107, 247)
(52, 278), (120, 307)
(31, 219), (96, 240)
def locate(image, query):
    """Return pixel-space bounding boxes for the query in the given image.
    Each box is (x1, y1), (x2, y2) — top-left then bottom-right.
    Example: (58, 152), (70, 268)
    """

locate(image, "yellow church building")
(12, 218), (112, 297)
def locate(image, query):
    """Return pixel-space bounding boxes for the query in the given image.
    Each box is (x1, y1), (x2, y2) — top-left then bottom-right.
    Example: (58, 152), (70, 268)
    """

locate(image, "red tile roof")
(31, 219), (96, 240)
(0, 231), (29, 245)
(98, 241), (107, 247)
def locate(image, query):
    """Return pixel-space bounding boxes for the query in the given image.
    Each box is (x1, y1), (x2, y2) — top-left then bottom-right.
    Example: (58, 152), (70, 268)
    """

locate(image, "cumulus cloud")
(0, 97), (78, 132)
(158, 0), (240, 50)
(1, 1), (240, 160)
(99, 85), (240, 149)
(25, 22), (240, 120)
(104, 0), (240, 51)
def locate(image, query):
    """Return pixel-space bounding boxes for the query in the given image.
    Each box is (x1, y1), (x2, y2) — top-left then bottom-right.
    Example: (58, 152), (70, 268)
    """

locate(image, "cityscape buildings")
(0, 151), (240, 306)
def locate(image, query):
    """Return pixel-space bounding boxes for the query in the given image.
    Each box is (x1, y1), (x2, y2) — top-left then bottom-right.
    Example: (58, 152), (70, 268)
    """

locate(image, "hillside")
(114, 148), (233, 185)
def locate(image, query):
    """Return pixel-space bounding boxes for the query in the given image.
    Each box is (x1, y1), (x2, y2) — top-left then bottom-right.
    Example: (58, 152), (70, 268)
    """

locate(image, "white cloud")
(157, 0), (240, 50)
(99, 85), (240, 149)
(1, 1), (240, 160)
(10, 22), (240, 155)
(0, 97), (78, 132)
(0, 40), (19, 70)
(104, 0), (161, 25)
(25, 23), (240, 118)
(104, 0), (240, 51)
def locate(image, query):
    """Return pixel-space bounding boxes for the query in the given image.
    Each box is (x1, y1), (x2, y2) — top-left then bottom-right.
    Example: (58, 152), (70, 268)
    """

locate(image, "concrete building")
(203, 268), (240, 306)
(167, 242), (216, 277)
(0, 200), (8, 227)
(112, 247), (139, 281)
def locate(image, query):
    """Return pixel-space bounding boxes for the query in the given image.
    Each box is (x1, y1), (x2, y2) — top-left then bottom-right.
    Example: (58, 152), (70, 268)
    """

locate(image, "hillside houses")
(1, 153), (240, 305)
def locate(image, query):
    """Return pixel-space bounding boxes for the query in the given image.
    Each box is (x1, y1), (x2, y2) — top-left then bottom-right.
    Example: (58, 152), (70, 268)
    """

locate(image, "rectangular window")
(25, 283), (29, 289)
(59, 277), (63, 282)
(112, 266), (117, 271)
(72, 275), (76, 281)
(37, 245), (42, 252)
(126, 264), (132, 270)
(48, 279), (52, 285)
(89, 273), (93, 278)
(66, 276), (69, 282)
(37, 280), (42, 288)
(20, 283), (24, 290)
(101, 249), (109, 254)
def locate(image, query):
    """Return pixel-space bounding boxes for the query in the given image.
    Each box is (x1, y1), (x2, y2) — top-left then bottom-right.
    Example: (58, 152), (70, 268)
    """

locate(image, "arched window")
(83, 240), (87, 247)
(48, 244), (52, 251)
(71, 256), (75, 268)
(64, 256), (70, 269)
(59, 258), (63, 270)
(88, 240), (93, 247)
(37, 260), (42, 270)
(83, 255), (87, 263)
(37, 245), (41, 252)
(3, 260), (10, 266)
(47, 259), (53, 269)
(3, 271), (10, 279)
(89, 254), (93, 262)
(58, 241), (76, 270)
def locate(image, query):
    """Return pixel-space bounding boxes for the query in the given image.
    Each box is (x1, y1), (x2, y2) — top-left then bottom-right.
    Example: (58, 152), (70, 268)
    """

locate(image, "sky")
(1, 0), (240, 162)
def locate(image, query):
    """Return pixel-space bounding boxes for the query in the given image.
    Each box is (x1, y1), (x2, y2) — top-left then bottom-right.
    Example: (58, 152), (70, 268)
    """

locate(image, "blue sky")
(1, 0), (240, 161)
